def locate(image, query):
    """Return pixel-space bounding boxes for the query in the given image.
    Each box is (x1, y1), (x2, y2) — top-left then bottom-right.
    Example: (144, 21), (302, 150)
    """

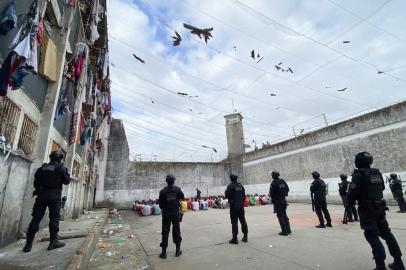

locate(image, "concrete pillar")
(95, 122), (110, 205)
(18, 6), (76, 234)
(224, 113), (245, 161)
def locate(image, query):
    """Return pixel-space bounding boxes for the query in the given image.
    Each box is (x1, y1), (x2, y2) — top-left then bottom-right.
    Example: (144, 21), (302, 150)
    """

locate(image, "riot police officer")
(310, 171), (332, 228)
(225, 174), (248, 244)
(158, 174), (185, 259)
(348, 152), (405, 270)
(389, 173), (406, 213)
(23, 151), (71, 252)
(338, 173), (358, 222)
(269, 170), (291, 236)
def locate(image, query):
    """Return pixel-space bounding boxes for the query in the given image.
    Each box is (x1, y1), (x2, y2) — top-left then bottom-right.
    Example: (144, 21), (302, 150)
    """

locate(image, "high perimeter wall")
(243, 101), (406, 202)
(95, 119), (242, 209)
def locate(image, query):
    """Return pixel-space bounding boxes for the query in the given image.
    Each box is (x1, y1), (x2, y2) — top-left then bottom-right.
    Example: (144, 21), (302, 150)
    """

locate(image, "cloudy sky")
(106, 0), (406, 162)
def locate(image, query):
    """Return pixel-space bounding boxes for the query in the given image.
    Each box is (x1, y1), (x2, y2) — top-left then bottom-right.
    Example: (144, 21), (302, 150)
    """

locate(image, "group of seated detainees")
(132, 200), (161, 216)
(132, 194), (271, 216)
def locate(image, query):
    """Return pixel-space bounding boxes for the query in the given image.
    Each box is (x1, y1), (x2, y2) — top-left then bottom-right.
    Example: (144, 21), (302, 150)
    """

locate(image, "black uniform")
(158, 185), (185, 250)
(26, 162), (71, 242)
(269, 178), (291, 235)
(310, 178), (332, 227)
(338, 179), (358, 221)
(196, 189), (201, 199)
(389, 176), (406, 213)
(348, 168), (404, 269)
(225, 181), (248, 241)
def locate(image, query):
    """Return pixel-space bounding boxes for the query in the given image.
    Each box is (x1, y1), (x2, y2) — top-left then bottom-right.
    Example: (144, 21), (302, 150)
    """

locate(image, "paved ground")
(0, 209), (106, 270)
(124, 203), (406, 270)
(87, 211), (149, 270)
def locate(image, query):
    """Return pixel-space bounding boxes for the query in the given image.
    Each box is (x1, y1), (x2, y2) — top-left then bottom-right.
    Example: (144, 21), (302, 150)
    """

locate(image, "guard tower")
(224, 113), (245, 161)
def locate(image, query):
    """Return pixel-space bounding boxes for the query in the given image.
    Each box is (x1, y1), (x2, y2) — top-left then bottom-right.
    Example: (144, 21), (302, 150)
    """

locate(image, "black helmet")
(339, 174), (347, 180)
(166, 174), (175, 185)
(390, 173), (397, 179)
(355, 152), (373, 169)
(229, 174), (238, 182)
(311, 171), (320, 179)
(49, 151), (64, 162)
(271, 170), (280, 179)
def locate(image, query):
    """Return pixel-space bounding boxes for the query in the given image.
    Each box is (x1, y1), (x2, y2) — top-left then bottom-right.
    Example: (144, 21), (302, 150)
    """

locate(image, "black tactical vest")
(36, 164), (62, 190)
(277, 179), (288, 197)
(359, 169), (384, 201)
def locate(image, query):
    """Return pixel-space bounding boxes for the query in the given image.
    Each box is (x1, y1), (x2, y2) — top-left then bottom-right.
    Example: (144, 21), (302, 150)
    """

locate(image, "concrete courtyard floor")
(125, 203), (406, 270)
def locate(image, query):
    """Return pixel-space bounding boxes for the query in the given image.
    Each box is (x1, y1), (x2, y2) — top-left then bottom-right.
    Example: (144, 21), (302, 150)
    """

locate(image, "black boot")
(278, 232), (289, 236)
(229, 237), (238, 244)
(287, 222), (292, 234)
(23, 235), (34, 253)
(326, 222), (333, 227)
(47, 239), (65, 250)
(175, 244), (182, 257)
(160, 247), (167, 259)
(242, 234), (248, 243)
(389, 258), (405, 270)
(315, 224), (326, 228)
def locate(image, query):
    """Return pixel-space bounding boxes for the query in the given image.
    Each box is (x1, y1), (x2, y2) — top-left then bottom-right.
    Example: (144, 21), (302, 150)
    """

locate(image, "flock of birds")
(123, 23), (358, 152)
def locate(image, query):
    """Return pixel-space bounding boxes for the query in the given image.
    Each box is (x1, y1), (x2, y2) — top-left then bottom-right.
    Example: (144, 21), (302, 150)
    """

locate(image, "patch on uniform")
(167, 192), (176, 201)
(279, 184), (286, 188)
(370, 173), (382, 184)
(235, 186), (242, 191)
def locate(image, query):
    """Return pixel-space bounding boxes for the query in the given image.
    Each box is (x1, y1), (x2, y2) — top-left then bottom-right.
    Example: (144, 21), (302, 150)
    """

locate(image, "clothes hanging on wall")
(0, 1), (17, 35)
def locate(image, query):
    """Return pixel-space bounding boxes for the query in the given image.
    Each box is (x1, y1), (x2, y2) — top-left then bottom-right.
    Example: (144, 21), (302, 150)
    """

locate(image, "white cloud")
(107, 0), (406, 161)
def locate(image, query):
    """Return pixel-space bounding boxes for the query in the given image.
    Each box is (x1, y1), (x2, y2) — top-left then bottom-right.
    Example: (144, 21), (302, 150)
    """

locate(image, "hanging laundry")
(66, 0), (76, 6)
(90, 0), (104, 43)
(39, 35), (58, 81)
(102, 51), (109, 79)
(0, 1), (17, 35)
(36, 17), (44, 45)
(69, 113), (79, 145)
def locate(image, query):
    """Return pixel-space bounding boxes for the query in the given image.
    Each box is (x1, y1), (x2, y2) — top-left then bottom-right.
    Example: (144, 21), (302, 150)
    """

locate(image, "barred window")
(0, 97), (21, 146)
(18, 115), (38, 155)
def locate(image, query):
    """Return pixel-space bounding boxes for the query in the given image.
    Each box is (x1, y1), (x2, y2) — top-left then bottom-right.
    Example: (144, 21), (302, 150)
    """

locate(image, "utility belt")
(359, 199), (385, 206)
(32, 188), (62, 197)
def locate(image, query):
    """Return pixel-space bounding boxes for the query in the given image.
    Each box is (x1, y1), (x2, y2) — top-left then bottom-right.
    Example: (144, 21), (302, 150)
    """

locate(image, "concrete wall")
(99, 119), (242, 208)
(0, 150), (32, 248)
(243, 101), (406, 202)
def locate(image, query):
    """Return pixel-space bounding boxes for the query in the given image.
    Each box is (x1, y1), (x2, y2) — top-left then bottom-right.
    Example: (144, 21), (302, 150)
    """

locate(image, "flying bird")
(183, 23), (213, 43)
(251, 50), (255, 59)
(233, 46), (237, 51)
(343, 41), (350, 44)
(211, 148), (218, 153)
(256, 57), (264, 64)
(299, 129), (305, 134)
(172, 31), (182, 46)
(337, 87), (347, 92)
(188, 108), (193, 112)
(177, 92), (189, 96)
(287, 67), (293, 74)
(324, 86), (331, 89)
(151, 100), (155, 104)
(132, 54), (145, 64)
(270, 93), (277, 96)
(275, 65), (282, 71)
(111, 63), (115, 67)
(278, 62), (283, 65)
(377, 70), (384, 74)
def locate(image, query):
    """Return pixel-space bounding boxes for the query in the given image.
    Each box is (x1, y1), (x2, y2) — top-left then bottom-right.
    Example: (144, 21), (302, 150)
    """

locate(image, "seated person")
(254, 194), (260, 205)
(259, 195), (268, 205)
(192, 199), (200, 211)
(181, 200), (188, 213)
(202, 199), (209, 210)
(152, 201), (161, 215)
(244, 196), (249, 207)
(212, 197), (221, 209)
(207, 197), (214, 208)
(142, 203), (152, 216)
(249, 195), (255, 206)
(220, 198), (229, 209)
(187, 198), (193, 210)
